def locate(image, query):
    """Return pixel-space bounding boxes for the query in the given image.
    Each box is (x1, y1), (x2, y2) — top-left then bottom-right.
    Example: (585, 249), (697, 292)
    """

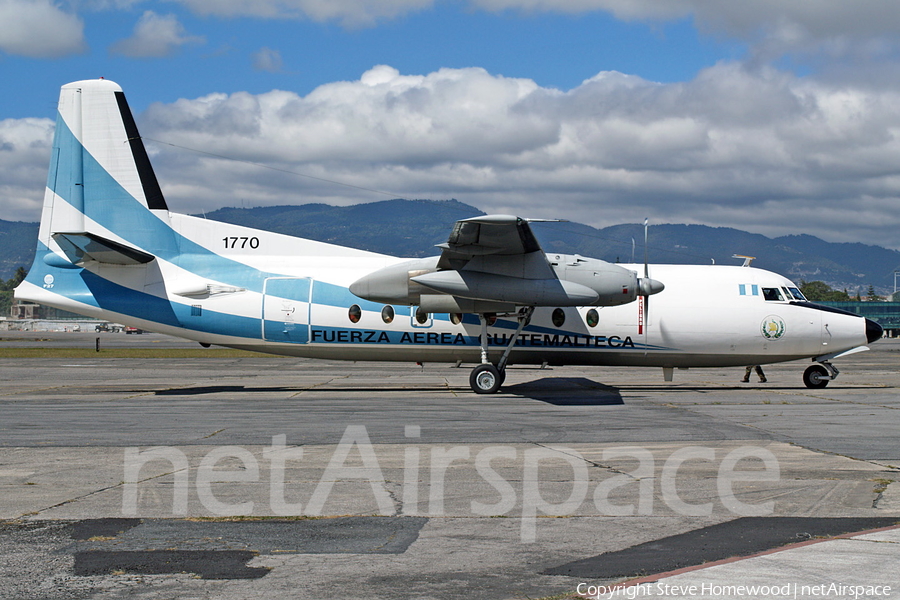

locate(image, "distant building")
(10, 301), (45, 320)
(9, 299), (97, 321)
(819, 301), (900, 338)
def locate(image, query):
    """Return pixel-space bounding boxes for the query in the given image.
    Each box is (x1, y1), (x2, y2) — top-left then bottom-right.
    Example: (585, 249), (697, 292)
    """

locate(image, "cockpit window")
(788, 287), (806, 301)
(762, 287), (784, 301)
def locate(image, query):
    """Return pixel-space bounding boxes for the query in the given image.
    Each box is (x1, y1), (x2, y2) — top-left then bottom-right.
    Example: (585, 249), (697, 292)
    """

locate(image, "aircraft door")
(262, 277), (312, 343)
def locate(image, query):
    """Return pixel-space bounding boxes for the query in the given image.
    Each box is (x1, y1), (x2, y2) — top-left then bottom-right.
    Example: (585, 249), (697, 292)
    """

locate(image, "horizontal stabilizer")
(51, 232), (155, 266)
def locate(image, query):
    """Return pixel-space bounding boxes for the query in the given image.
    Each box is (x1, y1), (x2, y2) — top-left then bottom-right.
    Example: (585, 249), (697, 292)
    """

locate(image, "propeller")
(637, 218), (665, 352)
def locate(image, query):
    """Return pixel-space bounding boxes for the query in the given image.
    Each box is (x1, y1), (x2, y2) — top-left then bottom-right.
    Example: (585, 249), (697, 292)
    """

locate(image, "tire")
(803, 364), (830, 389)
(470, 364), (501, 394)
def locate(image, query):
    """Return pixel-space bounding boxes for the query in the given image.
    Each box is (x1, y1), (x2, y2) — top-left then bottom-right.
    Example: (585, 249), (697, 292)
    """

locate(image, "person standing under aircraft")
(742, 365), (767, 383)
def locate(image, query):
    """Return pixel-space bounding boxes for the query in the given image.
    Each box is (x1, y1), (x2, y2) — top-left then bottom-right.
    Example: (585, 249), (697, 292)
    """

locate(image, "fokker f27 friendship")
(15, 79), (884, 393)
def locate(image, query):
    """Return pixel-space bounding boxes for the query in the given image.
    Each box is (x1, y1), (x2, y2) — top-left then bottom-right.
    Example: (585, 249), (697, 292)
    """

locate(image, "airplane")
(15, 79), (884, 394)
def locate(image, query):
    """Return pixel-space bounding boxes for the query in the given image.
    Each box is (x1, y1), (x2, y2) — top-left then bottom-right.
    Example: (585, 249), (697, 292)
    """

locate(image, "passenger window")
(762, 288), (784, 301)
(349, 304), (362, 323)
(552, 308), (566, 327)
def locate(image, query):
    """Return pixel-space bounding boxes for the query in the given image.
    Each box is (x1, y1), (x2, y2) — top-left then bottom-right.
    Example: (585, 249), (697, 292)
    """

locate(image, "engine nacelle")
(551, 255), (649, 307)
(411, 270), (601, 306)
(418, 295), (515, 314)
(348, 257), (439, 305)
(349, 253), (664, 309)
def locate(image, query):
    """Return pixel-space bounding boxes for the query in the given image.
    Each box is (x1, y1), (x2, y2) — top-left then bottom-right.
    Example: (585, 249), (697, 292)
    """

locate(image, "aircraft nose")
(865, 318), (883, 344)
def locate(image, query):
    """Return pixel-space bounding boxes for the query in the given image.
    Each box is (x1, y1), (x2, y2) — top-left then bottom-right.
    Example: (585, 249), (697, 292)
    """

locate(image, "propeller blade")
(642, 218), (650, 354)
(644, 292), (649, 354)
(643, 218), (649, 279)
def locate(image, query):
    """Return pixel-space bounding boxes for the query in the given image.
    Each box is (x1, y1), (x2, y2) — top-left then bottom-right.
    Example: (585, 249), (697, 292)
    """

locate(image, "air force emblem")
(761, 315), (786, 340)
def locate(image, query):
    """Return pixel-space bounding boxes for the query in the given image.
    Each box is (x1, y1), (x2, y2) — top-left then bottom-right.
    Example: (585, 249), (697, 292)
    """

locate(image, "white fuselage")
(18, 211), (870, 370)
(15, 78), (878, 382)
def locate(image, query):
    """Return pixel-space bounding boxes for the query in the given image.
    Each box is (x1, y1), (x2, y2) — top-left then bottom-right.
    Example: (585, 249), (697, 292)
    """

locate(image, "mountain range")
(3, 199), (898, 293)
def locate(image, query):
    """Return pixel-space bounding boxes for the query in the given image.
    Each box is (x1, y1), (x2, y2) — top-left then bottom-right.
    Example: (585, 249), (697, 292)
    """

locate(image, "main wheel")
(803, 364), (830, 389)
(470, 364), (502, 394)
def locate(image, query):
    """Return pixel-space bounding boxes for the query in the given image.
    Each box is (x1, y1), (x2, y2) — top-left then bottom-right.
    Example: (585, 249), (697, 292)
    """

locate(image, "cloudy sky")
(2, 1), (900, 250)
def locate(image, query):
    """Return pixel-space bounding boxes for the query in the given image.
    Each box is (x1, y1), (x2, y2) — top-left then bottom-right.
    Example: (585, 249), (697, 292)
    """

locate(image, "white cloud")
(166, 0), (900, 53)
(0, 0), (85, 58)
(471, 0), (900, 61)
(7, 64), (900, 249)
(470, 0), (900, 38)
(131, 64), (900, 248)
(251, 47), (283, 72)
(110, 10), (204, 58)
(83, 0), (143, 8)
(0, 117), (54, 220)
(172, 0), (433, 28)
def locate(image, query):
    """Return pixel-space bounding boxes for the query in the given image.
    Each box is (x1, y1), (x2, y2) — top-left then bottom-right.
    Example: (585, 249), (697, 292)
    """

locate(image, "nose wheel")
(803, 362), (837, 389)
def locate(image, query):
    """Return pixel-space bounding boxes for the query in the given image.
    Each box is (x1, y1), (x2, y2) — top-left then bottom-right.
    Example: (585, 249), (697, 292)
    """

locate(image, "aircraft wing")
(434, 215), (556, 278)
(414, 215), (602, 306)
(351, 214), (645, 310)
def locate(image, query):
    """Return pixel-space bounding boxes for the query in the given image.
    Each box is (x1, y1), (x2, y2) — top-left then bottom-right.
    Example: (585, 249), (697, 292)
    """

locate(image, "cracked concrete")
(1, 333), (899, 599)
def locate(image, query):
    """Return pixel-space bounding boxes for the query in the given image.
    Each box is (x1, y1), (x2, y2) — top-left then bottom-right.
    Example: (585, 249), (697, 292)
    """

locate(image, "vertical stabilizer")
(40, 78), (177, 260)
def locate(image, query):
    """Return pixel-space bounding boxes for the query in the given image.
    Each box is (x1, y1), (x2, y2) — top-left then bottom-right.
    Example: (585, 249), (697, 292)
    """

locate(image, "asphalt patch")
(71, 517), (428, 554)
(70, 518), (141, 540)
(73, 550), (269, 579)
(14, 516), (431, 581)
(544, 517), (900, 579)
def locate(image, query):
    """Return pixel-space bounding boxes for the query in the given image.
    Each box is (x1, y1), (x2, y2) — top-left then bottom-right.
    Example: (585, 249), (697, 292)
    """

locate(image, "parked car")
(124, 326), (143, 334)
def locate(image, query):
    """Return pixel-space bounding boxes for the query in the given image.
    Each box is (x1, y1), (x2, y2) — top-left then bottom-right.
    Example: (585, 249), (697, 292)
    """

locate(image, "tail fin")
(38, 78), (177, 264)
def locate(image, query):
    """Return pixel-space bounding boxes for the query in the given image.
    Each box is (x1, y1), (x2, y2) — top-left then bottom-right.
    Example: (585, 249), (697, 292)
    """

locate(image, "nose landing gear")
(803, 362), (838, 389)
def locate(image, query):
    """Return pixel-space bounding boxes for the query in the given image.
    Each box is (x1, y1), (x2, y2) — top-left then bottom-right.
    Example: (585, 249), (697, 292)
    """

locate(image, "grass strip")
(0, 348), (268, 359)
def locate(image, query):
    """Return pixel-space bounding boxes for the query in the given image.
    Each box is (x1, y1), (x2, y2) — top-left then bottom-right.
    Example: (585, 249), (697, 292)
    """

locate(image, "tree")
(0, 291), (12, 316)
(0, 267), (27, 292)
(799, 281), (830, 301)
(866, 285), (883, 301)
(799, 280), (851, 302)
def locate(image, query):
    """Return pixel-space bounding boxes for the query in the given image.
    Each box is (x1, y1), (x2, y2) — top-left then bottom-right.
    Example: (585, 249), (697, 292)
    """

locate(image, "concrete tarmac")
(1, 332), (899, 599)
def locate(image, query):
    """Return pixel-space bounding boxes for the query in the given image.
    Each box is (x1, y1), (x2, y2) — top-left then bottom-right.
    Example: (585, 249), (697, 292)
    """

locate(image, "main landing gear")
(469, 307), (534, 394)
(803, 361), (838, 389)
